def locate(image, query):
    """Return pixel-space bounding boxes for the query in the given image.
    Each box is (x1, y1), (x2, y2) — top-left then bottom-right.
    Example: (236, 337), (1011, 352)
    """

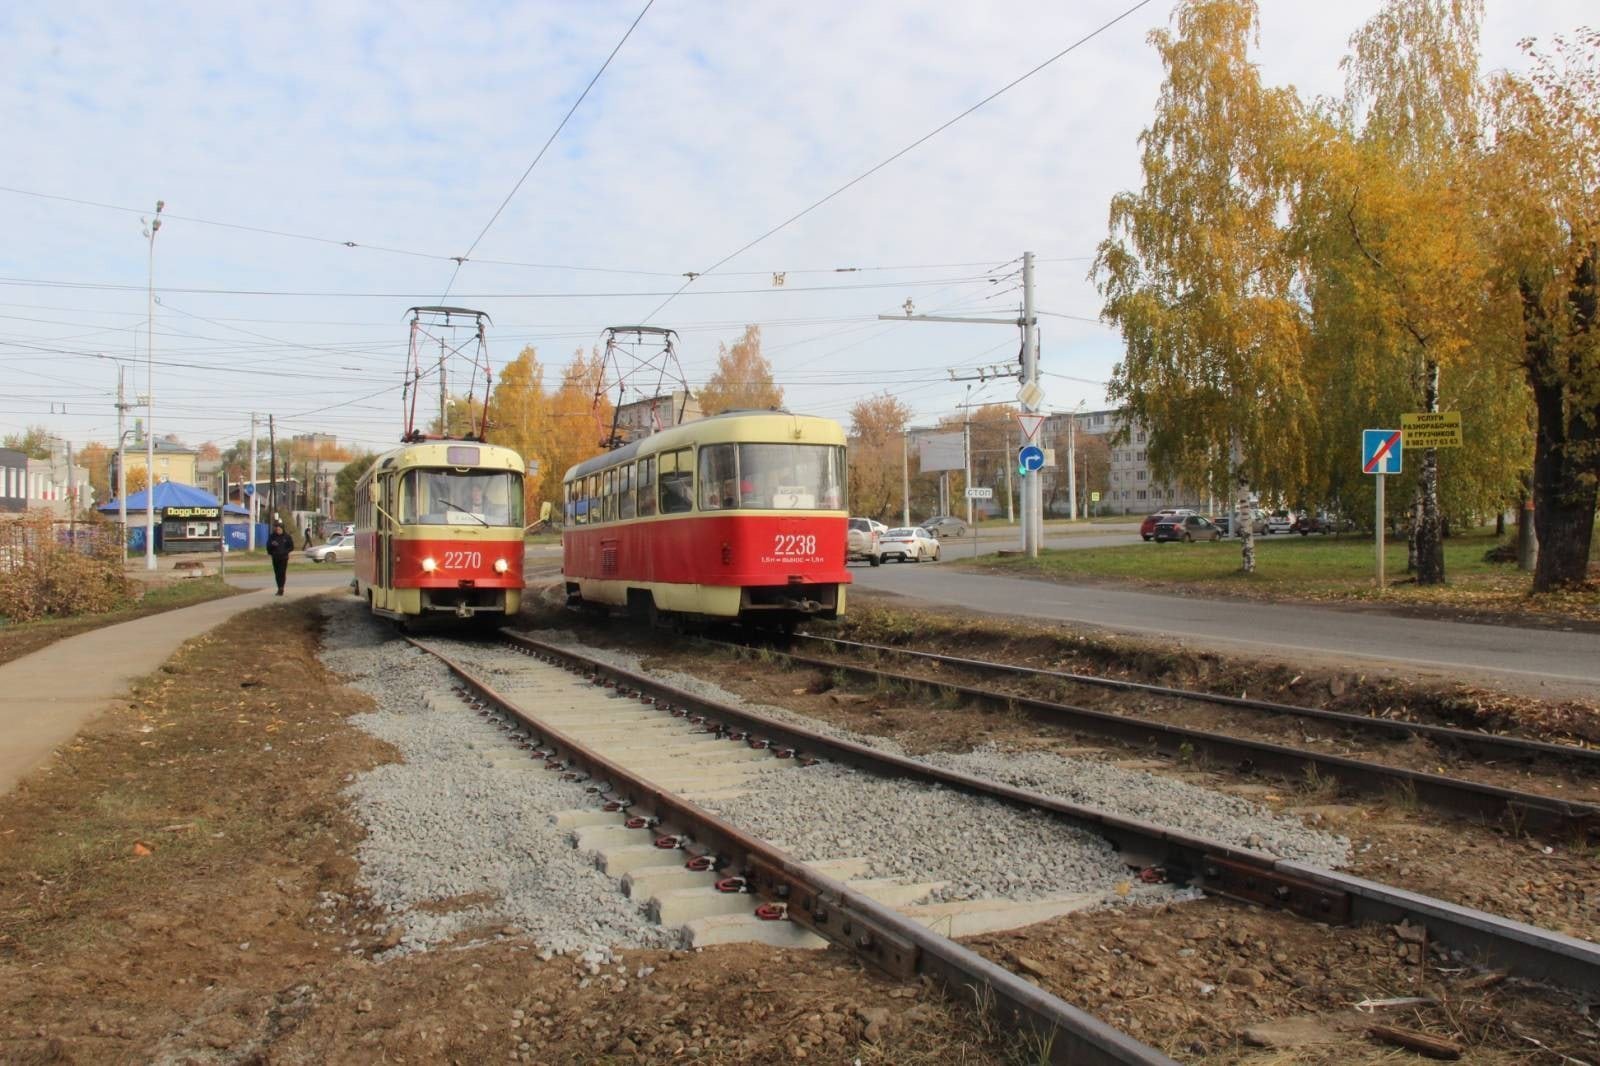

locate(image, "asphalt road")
(848, 562), (1600, 699)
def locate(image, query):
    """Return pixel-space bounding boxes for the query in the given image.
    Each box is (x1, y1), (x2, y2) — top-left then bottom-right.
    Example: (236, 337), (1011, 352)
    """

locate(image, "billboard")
(916, 432), (964, 472)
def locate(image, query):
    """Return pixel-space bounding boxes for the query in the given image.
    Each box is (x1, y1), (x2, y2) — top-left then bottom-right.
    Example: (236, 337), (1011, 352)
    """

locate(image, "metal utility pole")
(268, 415), (278, 524)
(116, 363), (129, 564)
(901, 430), (910, 527)
(439, 337), (449, 434)
(248, 413), (258, 550)
(142, 200), (164, 570)
(1066, 406), (1079, 521)
(1005, 432), (1014, 524)
(1021, 252), (1040, 557)
(880, 251), (1042, 557)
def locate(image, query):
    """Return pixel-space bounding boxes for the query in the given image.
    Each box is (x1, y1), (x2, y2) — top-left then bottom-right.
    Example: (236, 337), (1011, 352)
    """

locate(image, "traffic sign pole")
(1375, 473), (1385, 591)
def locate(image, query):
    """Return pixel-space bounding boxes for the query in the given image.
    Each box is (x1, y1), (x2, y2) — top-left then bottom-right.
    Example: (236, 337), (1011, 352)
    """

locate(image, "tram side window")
(570, 480), (586, 525)
(619, 464), (635, 520)
(603, 469), (616, 523)
(698, 443), (739, 510)
(636, 456), (656, 517)
(586, 474), (599, 524)
(658, 449), (694, 514)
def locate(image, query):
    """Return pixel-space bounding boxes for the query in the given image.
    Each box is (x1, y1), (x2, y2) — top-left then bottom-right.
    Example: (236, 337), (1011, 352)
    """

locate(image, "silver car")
(304, 533), (355, 563)
(920, 515), (969, 537)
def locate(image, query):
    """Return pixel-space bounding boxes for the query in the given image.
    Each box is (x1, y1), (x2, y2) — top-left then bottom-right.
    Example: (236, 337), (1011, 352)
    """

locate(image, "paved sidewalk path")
(852, 566), (1600, 700)
(0, 584), (325, 796)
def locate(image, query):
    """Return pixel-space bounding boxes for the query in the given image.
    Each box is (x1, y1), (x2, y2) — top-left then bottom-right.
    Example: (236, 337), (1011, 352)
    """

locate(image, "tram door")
(378, 473), (394, 601)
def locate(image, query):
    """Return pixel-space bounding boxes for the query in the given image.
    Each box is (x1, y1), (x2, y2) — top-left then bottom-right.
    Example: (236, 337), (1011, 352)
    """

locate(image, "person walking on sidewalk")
(266, 520), (294, 596)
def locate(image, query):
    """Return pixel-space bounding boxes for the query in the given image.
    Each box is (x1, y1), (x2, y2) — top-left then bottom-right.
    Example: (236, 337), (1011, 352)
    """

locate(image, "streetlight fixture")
(141, 200), (163, 570)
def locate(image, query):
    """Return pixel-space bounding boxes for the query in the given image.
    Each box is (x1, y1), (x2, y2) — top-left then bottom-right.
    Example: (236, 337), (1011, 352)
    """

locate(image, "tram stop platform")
(0, 582), (327, 797)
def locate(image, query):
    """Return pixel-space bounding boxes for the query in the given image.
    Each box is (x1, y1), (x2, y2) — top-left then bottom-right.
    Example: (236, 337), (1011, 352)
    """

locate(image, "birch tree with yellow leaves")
(1094, 0), (1308, 574)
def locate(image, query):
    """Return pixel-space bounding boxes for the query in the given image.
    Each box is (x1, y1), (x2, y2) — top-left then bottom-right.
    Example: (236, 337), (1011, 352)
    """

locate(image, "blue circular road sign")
(1018, 444), (1045, 473)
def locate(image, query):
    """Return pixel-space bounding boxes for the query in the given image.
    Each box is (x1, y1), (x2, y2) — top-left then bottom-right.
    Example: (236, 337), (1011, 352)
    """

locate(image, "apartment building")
(1040, 408), (1208, 516)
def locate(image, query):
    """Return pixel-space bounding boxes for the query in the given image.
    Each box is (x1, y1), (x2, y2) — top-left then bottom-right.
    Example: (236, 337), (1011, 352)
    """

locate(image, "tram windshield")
(697, 443), (845, 511)
(400, 468), (524, 527)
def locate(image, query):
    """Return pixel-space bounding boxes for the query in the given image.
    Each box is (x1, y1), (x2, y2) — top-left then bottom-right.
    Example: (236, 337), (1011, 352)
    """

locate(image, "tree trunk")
(1522, 255), (1599, 592)
(1237, 469), (1255, 574)
(1415, 359), (1446, 584)
(1494, 510), (1505, 538)
(1406, 484), (1421, 573)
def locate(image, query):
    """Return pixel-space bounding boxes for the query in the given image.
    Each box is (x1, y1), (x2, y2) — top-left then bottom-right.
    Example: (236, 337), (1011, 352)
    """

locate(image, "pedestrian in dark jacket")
(266, 520), (294, 596)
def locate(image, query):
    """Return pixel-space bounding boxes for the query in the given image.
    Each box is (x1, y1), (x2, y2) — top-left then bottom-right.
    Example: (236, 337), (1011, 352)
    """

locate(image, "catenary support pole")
(248, 413), (258, 551)
(269, 415), (277, 525)
(1067, 411), (1077, 521)
(116, 363), (127, 565)
(144, 202), (163, 571)
(901, 430), (910, 528)
(1022, 251), (1039, 558)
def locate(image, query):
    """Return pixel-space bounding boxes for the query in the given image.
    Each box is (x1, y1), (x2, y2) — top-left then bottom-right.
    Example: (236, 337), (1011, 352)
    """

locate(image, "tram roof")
(361, 439), (525, 480)
(564, 410), (846, 482)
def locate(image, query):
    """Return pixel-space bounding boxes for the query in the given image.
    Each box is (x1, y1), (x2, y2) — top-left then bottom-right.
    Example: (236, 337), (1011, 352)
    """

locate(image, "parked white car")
(878, 527), (941, 563)
(304, 533), (355, 563)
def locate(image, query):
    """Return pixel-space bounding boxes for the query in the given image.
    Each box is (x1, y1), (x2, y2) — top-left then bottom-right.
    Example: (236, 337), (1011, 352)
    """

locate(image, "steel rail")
(403, 636), (1176, 1066)
(786, 632), (1600, 767)
(703, 639), (1599, 838)
(494, 630), (1600, 997)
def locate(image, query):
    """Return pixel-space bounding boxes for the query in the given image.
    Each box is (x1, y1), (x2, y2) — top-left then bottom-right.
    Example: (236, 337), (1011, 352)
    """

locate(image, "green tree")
(697, 326), (784, 415)
(334, 453), (378, 521)
(2, 425), (53, 460)
(1093, 0), (1308, 573)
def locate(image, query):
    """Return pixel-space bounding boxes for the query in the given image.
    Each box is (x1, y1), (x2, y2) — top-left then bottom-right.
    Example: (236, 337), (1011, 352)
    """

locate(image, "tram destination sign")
(1400, 411), (1462, 449)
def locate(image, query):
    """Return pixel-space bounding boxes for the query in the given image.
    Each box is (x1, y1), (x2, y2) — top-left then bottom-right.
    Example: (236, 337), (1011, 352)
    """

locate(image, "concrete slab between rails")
(551, 809), (624, 830)
(662, 875), (943, 932)
(572, 824), (656, 851)
(686, 912), (828, 950)
(624, 866), (719, 899)
(0, 584), (326, 798)
(897, 892), (1105, 938)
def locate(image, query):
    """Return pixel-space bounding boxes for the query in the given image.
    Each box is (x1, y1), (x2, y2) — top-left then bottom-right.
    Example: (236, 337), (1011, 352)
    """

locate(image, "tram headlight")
(494, 558), (509, 573)
(421, 557), (437, 573)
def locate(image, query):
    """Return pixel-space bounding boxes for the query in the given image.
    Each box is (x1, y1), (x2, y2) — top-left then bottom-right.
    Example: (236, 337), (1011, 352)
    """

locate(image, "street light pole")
(142, 200), (164, 571)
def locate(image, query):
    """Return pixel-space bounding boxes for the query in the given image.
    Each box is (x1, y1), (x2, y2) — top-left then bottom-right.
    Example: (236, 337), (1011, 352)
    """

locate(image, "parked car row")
(848, 518), (945, 564)
(1146, 507), (1354, 542)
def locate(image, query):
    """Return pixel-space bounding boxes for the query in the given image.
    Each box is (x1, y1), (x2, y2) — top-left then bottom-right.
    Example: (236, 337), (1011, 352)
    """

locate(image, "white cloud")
(0, 0), (1590, 451)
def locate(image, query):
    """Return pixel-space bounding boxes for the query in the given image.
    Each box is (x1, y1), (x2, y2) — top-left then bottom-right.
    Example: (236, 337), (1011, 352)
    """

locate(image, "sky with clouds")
(0, 0), (1591, 459)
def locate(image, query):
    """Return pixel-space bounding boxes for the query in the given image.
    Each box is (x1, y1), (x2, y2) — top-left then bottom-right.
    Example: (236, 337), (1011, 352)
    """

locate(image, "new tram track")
(692, 632), (1600, 839)
(790, 632), (1600, 765)
(402, 628), (1600, 1055)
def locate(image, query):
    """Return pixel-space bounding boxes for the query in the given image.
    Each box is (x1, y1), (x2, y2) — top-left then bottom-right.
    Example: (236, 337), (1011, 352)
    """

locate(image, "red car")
(1140, 508), (1195, 541)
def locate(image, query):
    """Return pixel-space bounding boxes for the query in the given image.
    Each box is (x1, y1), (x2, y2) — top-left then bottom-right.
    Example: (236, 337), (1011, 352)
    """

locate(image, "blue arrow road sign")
(1362, 429), (1403, 474)
(1018, 444), (1045, 474)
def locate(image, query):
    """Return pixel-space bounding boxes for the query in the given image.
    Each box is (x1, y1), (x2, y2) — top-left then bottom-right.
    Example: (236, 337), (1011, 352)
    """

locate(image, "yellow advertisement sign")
(1400, 411), (1462, 449)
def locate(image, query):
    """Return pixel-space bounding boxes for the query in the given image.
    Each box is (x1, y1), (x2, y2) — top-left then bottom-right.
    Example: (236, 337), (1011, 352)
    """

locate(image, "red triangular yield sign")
(1016, 413), (1046, 442)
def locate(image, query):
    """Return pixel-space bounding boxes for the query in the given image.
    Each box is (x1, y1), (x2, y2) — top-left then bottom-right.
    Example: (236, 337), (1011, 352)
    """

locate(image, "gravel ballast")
(519, 631), (1351, 870)
(318, 601), (671, 958)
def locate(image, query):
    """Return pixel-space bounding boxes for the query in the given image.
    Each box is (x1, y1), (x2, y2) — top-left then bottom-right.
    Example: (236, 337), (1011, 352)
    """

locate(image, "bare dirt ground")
(0, 600), (1019, 1065)
(504, 595), (1600, 1062)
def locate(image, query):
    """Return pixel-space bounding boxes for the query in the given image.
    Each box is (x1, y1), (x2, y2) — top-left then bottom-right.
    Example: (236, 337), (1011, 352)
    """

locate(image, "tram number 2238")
(442, 550), (482, 570)
(772, 534), (817, 556)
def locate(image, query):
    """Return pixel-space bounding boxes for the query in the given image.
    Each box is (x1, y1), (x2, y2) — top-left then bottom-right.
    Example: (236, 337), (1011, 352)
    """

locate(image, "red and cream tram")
(561, 410), (849, 623)
(354, 441), (525, 621)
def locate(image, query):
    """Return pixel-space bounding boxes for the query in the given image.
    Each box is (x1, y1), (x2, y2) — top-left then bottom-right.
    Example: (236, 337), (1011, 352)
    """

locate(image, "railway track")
(696, 631), (1600, 838)
(401, 629), (1600, 1064)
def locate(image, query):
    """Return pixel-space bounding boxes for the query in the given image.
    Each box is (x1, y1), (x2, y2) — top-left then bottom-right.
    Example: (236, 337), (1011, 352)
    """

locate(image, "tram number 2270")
(772, 534), (817, 556)
(442, 550), (482, 570)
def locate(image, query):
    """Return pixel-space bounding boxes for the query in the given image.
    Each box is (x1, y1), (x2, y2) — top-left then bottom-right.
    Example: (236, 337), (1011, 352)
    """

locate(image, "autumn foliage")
(0, 512), (132, 622)
(697, 326), (784, 415)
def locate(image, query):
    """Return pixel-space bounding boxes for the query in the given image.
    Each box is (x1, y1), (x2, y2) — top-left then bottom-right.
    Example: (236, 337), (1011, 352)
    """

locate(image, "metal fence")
(0, 513), (122, 573)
